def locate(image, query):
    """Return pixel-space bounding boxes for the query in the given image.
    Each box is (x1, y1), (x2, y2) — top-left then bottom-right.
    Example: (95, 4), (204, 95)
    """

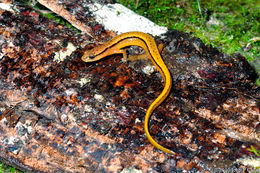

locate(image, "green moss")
(247, 145), (260, 157)
(0, 162), (23, 173)
(14, 0), (80, 32)
(33, 3), (80, 32)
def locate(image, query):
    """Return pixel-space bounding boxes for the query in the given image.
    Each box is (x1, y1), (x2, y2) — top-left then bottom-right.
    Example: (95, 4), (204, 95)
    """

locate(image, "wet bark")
(0, 1), (259, 172)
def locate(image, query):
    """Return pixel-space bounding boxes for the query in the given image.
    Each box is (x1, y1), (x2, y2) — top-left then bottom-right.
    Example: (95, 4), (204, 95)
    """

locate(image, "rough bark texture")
(0, 1), (259, 172)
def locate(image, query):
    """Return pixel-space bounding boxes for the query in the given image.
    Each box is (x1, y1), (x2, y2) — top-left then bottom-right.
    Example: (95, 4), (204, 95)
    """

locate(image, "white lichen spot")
(78, 77), (91, 87)
(84, 105), (93, 112)
(4, 136), (21, 154)
(53, 42), (76, 62)
(26, 126), (33, 134)
(8, 136), (18, 145)
(121, 106), (127, 111)
(87, 3), (167, 36)
(238, 157), (260, 169)
(0, 117), (7, 124)
(0, 3), (14, 12)
(121, 167), (142, 173)
(64, 88), (76, 96)
(94, 94), (104, 102)
(142, 65), (155, 75)
(135, 118), (141, 123)
(60, 114), (68, 123)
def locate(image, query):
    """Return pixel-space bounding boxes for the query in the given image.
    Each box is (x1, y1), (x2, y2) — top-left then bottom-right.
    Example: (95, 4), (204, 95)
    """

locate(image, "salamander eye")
(89, 54), (95, 59)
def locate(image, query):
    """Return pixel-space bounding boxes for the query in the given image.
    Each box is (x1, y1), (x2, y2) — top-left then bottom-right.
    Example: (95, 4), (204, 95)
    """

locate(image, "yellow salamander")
(82, 31), (173, 154)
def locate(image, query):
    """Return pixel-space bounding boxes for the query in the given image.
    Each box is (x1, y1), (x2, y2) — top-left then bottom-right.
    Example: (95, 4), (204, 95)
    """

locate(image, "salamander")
(82, 31), (173, 154)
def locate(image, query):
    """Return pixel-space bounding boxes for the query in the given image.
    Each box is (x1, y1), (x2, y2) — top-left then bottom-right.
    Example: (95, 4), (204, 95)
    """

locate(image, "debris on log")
(0, 1), (259, 172)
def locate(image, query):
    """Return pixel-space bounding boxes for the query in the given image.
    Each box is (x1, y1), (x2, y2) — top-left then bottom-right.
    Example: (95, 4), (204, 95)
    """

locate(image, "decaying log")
(0, 1), (259, 172)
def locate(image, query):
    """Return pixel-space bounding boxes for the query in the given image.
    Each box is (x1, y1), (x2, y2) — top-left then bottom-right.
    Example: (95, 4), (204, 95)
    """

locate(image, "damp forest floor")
(0, 0), (259, 172)
(118, 0), (260, 85)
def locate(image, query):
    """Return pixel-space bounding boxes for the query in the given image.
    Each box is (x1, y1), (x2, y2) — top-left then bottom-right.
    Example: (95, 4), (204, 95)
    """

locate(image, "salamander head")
(81, 50), (96, 62)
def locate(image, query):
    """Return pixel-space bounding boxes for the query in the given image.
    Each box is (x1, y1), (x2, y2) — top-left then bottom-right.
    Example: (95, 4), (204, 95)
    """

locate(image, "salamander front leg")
(127, 43), (165, 61)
